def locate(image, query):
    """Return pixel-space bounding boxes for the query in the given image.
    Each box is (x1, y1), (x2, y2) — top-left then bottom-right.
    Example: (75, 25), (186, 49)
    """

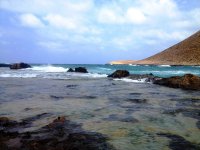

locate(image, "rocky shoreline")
(108, 70), (200, 90)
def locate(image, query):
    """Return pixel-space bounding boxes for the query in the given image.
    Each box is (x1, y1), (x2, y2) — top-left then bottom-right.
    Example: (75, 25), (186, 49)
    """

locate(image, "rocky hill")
(110, 30), (200, 65)
(136, 30), (200, 65)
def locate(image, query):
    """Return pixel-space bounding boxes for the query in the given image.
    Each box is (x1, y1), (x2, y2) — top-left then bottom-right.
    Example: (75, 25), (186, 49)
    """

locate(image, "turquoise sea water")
(0, 64), (200, 79)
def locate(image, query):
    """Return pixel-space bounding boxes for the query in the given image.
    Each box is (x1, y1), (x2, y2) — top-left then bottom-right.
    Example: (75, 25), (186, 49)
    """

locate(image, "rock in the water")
(75, 67), (88, 73)
(10, 62), (31, 69)
(0, 64), (11, 67)
(157, 133), (200, 150)
(67, 68), (74, 72)
(108, 70), (130, 78)
(0, 116), (114, 150)
(153, 74), (200, 90)
(128, 73), (156, 82)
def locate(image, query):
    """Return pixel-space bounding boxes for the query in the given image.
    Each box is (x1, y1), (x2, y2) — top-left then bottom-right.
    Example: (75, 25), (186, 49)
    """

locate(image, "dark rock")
(129, 93), (142, 96)
(108, 70), (130, 78)
(75, 67), (88, 73)
(162, 108), (184, 115)
(0, 117), (18, 128)
(0, 64), (11, 67)
(153, 74), (200, 90)
(21, 113), (52, 127)
(126, 98), (147, 103)
(196, 121), (200, 129)
(0, 116), (115, 150)
(50, 95), (65, 100)
(129, 74), (156, 82)
(82, 96), (97, 99)
(67, 68), (74, 72)
(104, 114), (138, 123)
(24, 108), (33, 111)
(10, 62), (31, 69)
(66, 85), (78, 88)
(157, 133), (200, 150)
(181, 109), (200, 129)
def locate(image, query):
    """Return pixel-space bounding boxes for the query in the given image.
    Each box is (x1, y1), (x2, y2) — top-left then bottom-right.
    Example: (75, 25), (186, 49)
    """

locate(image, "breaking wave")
(28, 65), (68, 73)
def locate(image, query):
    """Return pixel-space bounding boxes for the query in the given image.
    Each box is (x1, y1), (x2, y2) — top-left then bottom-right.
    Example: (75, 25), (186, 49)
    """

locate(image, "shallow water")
(0, 77), (200, 150)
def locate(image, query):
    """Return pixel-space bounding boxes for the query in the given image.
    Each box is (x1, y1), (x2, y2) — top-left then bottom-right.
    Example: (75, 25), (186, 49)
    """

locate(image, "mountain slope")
(135, 30), (200, 65)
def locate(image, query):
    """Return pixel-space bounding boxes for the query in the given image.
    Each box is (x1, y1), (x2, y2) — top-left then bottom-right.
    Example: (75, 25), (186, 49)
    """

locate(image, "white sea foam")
(139, 70), (193, 75)
(129, 64), (139, 66)
(29, 65), (68, 72)
(87, 73), (107, 78)
(97, 67), (112, 71)
(66, 72), (107, 78)
(0, 73), (38, 78)
(158, 65), (171, 67)
(114, 78), (147, 83)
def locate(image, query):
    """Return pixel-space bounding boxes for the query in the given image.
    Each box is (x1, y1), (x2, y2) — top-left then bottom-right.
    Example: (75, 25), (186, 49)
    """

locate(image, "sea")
(0, 64), (200, 150)
(0, 64), (200, 79)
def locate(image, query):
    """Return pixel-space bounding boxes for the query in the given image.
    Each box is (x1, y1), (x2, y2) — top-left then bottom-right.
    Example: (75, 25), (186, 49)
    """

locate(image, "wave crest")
(29, 65), (68, 73)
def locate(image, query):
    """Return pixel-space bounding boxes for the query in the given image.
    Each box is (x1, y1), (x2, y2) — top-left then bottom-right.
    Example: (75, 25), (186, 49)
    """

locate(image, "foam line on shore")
(114, 78), (147, 83)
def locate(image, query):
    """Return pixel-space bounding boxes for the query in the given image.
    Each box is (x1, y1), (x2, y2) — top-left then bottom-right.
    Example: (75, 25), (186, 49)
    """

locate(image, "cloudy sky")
(0, 0), (199, 64)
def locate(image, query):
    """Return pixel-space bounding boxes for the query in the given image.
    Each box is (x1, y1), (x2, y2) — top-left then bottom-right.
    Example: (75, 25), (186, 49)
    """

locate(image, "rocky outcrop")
(0, 116), (114, 150)
(129, 73), (156, 82)
(153, 74), (200, 90)
(0, 64), (11, 67)
(67, 68), (74, 72)
(75, 67), (88, 73)
(10, 62), (31, 69)
(108, 70), (130, 78)
(67, 67), (88, 73)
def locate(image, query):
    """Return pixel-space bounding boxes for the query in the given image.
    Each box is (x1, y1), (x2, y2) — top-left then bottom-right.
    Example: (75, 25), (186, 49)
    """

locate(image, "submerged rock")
(108, 70), (130, 78)
(10, 62), (31, 69)
(0, 116), (114, 150)
(0, 117), (18, 128)
(75, 67), (88, 73)
(153, 74), (200, 90)
(157, 133), (200, 150)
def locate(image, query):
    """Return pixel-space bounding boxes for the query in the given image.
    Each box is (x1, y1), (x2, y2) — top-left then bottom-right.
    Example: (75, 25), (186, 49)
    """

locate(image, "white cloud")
(38, 41), (64, 51)
(1, 0), (199, 55)
(111, 35), (135, 48)
(126, 8), (146, 24)
(97, 6), (148, 25)
(190, 8), (200, 26)
(20, 13), (44, 28)
(0, 0), (93, 15)
(97, 8), (124, 24)
(139, 0), (178, 18)
(44, 14), (77, 29)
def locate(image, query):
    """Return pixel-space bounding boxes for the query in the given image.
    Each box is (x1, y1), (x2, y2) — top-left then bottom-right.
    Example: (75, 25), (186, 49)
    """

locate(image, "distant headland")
(110, 30), (200, 65)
